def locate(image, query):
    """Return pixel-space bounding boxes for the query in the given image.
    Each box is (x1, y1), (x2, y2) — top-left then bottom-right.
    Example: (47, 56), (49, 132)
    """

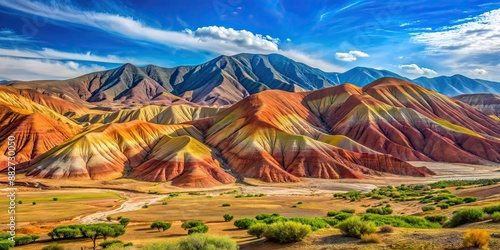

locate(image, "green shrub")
(17, 200), (22, 204)
(162, 202), (168, 205)
(52, 198), (58, 201)
(437, 203), (449, 209)
(341, 209), (355, 214)
(117, 216), (123, 220)
(263, 221), (311, 243)
(234, 218), (257, 229)
(322, 218), (340, 227)
(255, 213), (274, 220)
(106, 216), (112, 221)
(446, 198), (464, 206)
(448, 208), (484, 227)
(422, 206), (436, 212)
(0, 240), (14, 250)
(99, 240), (124, 248)
(41, 243), (63, 250)
(288, 217), (328, 231)
(222, 203), (230, 207)
(371, 194), (386, 200)
(32, 202), (36, 205)
(338, 216), (376, 238)
(142, 204), (149, 208)
(119, 218), (131, 227)
(247, 223), (267, 238)
(424, 214), (448, 225)
(150, 221), (172, 231)
(327, 210), (341, 217)
(463, 197), (478, 203)
(491, 212), (500, 222)
(143, 234), (238, 250)
(483, 204), (500, 214)
(334, 212), (353, 221)
(297, 201), (303, 204)
(223, 214), (234, 222)
(366, 207), (393, 215)
(14, 235), (39, 246)
(181, 221), (209, 234)
(359, 214), (441, 228)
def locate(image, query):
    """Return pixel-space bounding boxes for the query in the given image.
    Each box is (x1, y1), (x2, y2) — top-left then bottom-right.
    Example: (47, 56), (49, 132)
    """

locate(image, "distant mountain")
(413, 75), (500, 96)
(5, 54), (500, 107)
(327, 67), (500, 96)
(454, 93), (500, 119)
(6, 54), (334, 106)
(326, 67), (410, 86)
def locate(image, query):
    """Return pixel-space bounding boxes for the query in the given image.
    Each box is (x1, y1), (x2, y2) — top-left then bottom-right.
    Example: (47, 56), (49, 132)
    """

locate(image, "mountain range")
(1, 53), (499, 188)
(5, 54), (500, 109)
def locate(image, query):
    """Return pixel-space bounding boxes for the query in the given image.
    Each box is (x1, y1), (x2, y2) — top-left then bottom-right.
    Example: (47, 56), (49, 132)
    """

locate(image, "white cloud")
(398, 64), (438, 76)
(411, 8), (500, 55)
(0, 57), (105, 80)
(0, 48), (136, 63)
(193, 26), (279, 51)
(286, 38), (291, 42)
(335, 50), (369, 62)
(0, 0), (343, 73)
(472, 68), (488, 76)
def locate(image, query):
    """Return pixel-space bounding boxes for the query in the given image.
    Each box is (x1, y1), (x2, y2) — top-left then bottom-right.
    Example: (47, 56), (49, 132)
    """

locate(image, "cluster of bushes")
(99, 240), (133, 249)
(359, 214), (441, 228)
(334, 191), (363, 201)
(483, 204), (500, 214)
(48, 223), (125, 250)
(253, 221), (311, 243)
(421, 206), (436, 212)
(366, 207), (393, 215)
(338, 216), (376, 238)
(492, 212), (500, 223)
(181, 221), (209, 234)
(143, 234), (238, 250)
(235, 193), (265, 198)
(430, 179), (500, 189)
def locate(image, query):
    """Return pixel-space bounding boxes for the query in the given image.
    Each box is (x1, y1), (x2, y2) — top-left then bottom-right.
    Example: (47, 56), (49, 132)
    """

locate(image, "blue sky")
(0, 0), (499, 81)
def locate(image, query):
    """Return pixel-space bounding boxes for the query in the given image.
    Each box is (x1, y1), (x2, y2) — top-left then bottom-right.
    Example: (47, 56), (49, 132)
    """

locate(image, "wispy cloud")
(472, 68), (488, 76)
(0, 48), (137, 63)
(335, 50), (369, 62)
(411, 8), (500, 56)
(399, 64), (438, 76)
(0, 57), (105, 80)
(0, 0), (343, 72)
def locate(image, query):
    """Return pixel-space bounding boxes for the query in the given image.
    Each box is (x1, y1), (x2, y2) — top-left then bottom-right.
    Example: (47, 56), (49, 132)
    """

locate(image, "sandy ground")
(77, 194), (166, 224)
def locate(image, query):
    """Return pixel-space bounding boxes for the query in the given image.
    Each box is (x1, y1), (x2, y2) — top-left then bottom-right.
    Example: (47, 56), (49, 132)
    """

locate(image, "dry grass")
(462, 229), (490, 249)
(361, 233), (383, 243)
(379, 225), (394, 233)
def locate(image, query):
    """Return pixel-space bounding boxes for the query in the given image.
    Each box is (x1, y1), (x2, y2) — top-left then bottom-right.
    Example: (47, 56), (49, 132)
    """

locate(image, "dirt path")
(77, 193), (166, 224)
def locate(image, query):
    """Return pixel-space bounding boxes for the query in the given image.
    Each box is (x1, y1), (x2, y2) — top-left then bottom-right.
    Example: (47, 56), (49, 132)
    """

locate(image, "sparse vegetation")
(143, 234), (238, 250)
(359, 214), (441, 228)
(431, 179), (500, 189)
(338, 216), (377, 238)
(366, 207), (393, 215)
(41, 243), (64, 250)
(263, 221), (311, 243)
(462, 229), (490, 249)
